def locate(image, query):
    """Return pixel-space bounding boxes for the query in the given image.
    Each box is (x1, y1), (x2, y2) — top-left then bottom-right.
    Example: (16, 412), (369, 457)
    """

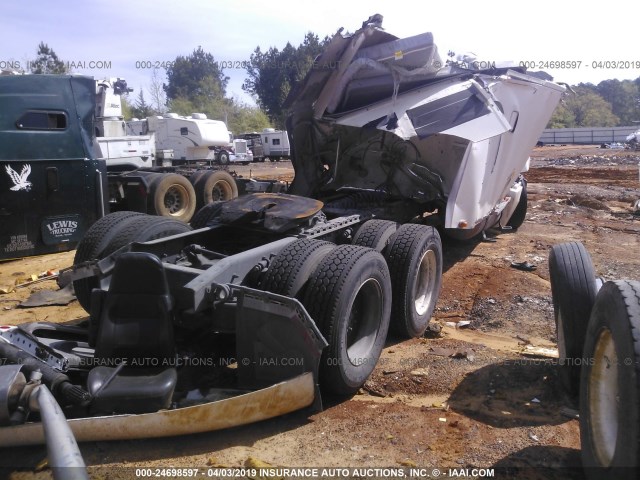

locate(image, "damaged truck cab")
(0, 15), (564, 455)
(286, 19), (564, 239)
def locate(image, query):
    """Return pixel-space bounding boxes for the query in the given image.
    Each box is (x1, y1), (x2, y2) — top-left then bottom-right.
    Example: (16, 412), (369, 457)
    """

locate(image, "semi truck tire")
(189, 170), (208, 186)
(99, 214), (192, 258)
(148, 173), (197, 223)
(386, 224), (443, 338)
(190, 202), (224, 229)
(193, 170), (238, 209)
(506, 177), (528, 230)
(73, 214), (192, 312)
(580, 280), (640, 478)
(218, 152), (230, 165)
(302, 245), (391, 396)
(351, 219), (398, 253)
(74, 211), (145, 269)
(261, 239), (336, 298)
(549, 241), (598, 398)
(73, 211), (146, 311)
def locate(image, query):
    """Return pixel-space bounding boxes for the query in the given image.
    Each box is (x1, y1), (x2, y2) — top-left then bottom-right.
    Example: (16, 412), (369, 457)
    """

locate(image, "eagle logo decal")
(5, 164), (32, 192)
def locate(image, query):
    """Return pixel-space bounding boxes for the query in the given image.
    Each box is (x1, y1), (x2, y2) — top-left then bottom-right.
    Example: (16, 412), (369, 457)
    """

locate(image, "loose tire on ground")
(506, 176), (528, 230)
(580, 280), (640, 478)
(190, 202), (225, 229)
(73, 214), (192, 312)
(549, 241), (598, 397)
(261, 239), (336, 298)
(193, 170), (238, 209)
(386, 224), (443, 338)
(302, 245), (392, 395)
(351, 219), (398, 253)
(148, 173), (197, 222)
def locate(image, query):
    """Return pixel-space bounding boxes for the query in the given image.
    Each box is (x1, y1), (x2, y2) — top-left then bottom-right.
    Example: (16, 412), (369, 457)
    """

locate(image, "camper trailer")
(238, 128), (290, 162)
(127, 114), (252, 165)
(94, 79), (251, 167)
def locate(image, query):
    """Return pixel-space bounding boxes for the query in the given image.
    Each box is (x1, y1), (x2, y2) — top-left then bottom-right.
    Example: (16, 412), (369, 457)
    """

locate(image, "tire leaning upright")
(549, 241), (598, 397)
(580, 280), (640, 479)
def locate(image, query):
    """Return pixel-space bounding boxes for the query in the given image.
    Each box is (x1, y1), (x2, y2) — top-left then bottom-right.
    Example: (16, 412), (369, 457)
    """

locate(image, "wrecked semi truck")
(0, 15), (564, 459)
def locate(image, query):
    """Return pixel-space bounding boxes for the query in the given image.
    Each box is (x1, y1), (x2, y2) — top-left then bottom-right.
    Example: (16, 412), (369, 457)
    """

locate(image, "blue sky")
(1, 0), (638, 109)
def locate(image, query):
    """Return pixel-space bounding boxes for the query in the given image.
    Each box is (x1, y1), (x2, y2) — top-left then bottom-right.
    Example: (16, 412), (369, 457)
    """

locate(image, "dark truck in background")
(0, 75), (107, 260)
(0, 74), (275, 261)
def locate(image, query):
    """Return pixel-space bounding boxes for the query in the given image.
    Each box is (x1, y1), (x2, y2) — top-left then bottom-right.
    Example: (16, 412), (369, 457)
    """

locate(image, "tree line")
(548, 78), (640, 128)
(20, 41), (640, 133)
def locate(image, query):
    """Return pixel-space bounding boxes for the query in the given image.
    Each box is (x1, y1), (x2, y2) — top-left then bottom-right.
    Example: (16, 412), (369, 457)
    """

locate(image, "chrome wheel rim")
(346, 278), (383, 365)
(413, 249), (437, 316)
(589, 328), (619, 467)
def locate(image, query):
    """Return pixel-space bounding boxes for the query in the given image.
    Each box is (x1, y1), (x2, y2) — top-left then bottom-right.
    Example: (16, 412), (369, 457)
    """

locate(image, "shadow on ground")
(448, 359), (571, 428)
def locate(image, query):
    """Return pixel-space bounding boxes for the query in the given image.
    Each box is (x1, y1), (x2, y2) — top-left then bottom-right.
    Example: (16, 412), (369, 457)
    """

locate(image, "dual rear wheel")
(262, 222), (443, 395)
(144, 171), (238, 223)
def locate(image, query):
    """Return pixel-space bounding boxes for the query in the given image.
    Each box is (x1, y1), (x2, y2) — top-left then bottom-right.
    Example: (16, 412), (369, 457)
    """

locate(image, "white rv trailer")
(94, 79), (251, 168)
(238, 128), (290, 162)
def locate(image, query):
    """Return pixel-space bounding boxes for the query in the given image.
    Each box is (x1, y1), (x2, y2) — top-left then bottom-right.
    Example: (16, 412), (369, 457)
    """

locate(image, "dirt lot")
(1, 146), (639, 479)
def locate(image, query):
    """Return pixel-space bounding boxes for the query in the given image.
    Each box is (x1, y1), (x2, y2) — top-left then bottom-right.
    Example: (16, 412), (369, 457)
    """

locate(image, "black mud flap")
(234, 286), (327, 411)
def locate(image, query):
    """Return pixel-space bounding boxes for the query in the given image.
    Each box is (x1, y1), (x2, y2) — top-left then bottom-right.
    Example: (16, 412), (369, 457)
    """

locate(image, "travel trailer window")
(272, 139), (280, 145)
(180, 127), (188, 135)
(16, 111), (67, 130)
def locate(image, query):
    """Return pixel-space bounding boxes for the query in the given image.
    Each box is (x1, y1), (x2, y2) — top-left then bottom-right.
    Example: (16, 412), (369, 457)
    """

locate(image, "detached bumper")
(0, 372), (315, 447)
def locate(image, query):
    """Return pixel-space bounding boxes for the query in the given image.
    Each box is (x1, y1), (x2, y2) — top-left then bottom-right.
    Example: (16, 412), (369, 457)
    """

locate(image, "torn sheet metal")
(332, 78), (512, 143)
(286, 15), (565, 235)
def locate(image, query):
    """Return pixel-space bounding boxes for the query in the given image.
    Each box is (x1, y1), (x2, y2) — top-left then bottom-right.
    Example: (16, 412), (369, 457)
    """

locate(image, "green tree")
(164, 47), (228, 101)
(226, 101), (271, 133)
(130, 91), (153, 119)
(168, 93), (270, 135)
(548, 86), (619, 128)
(30, 42), (68, 74)
(596, 79), (640, 125)
(547, 103), (577, 128)
(243, 32), (329, 127)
